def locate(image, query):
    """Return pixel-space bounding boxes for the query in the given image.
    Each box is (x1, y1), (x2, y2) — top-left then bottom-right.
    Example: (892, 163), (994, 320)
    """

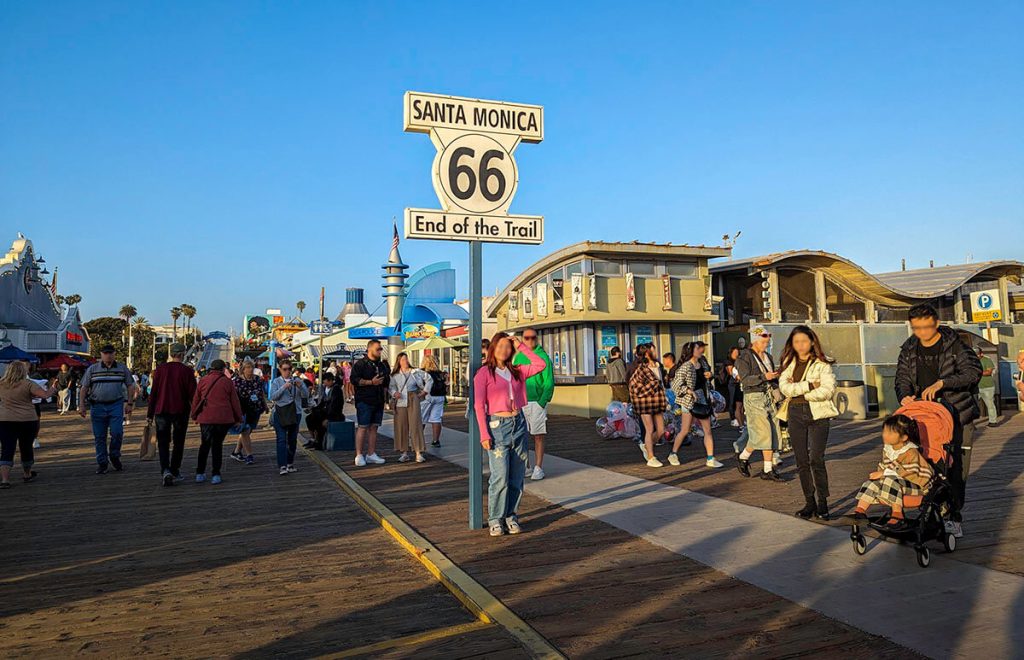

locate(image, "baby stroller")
(850, 400), (957, 568)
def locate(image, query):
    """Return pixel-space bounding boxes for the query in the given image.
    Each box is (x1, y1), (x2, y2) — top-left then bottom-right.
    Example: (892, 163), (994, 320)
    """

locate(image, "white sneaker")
(398, 452), (411, 463)
(415, 454), (426, 463)
(354, 454), (367, 467)
(366, 453), (386, 465)
(772, 455), (782, 467)
(667, 452), (680, 466)
(33, 439), (41, 449)
(646, 457), (664, 468)
(638, 443), (649, 461)
(286, 464), (297, 473)
(706, 458), (724, 468)
(730, 419), (740, 427)
(531, 466), (545, 480)
(279, 466), (289, 475)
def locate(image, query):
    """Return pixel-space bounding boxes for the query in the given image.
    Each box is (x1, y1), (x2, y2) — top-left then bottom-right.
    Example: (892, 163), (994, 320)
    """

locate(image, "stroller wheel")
(916, 546), (931, 568)
(942, 532), (957, 553)
(853, 534), (867, 556)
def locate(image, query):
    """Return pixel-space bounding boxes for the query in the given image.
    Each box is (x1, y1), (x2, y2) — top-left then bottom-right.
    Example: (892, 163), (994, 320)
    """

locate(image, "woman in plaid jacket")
(629, 344), (668, 468)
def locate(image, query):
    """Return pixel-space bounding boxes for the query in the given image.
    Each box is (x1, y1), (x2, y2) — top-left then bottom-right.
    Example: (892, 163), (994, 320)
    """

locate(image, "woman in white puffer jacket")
(778, 325), (839, 521)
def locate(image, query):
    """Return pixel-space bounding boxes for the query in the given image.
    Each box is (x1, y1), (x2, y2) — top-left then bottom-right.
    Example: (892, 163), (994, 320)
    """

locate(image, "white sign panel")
(570, 273), (584, 310)
(970, 288), (1002, 322)
(536, 282), (548, 317)
(403, 91), (544, 246)
(521, 286), (534, 319)
(405, 209), (543, 244)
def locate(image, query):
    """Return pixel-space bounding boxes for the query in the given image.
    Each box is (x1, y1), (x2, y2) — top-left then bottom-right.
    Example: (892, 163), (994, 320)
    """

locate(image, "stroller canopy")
(894, 401), (954, 465)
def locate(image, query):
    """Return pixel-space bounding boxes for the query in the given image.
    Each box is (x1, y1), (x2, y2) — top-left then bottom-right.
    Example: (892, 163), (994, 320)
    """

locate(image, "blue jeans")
(273, 421), (299, 467)
(486, 411), (529, 525)
(90, 401), (124, 466)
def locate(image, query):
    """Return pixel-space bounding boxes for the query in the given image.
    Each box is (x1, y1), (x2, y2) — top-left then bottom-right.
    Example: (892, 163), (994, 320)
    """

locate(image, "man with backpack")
(895, 304), (982, 538)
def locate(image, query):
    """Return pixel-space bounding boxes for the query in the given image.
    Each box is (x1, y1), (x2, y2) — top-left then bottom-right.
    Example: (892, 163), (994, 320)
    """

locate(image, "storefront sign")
(661, 274), (672, 311)
(588, 273), (598, 310)
(552, 277), (564, 314)
(636, 325), (654, 346)
(522, 286), (534, 318)
(349, 326), (399, 339)
(601, 325), (618, 347)
(508, 290), (519, 322)
(65, 330), (84, 345)
(970, 289), (1002, 322)
(625, 273), (636, 311)
(570, 273), (584, 310)
(536, 282), (548, 317)
(403, 91), (544, 246)
(403, 322), (440, 340)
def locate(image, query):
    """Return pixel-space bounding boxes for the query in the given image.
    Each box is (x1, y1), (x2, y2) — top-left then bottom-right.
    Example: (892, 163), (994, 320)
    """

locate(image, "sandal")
(23, 471), (38, 483)
(0, 482), (11, 489)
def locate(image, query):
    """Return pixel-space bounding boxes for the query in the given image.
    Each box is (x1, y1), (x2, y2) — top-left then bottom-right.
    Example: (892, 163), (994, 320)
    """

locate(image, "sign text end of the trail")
(402, 91), (544, 246)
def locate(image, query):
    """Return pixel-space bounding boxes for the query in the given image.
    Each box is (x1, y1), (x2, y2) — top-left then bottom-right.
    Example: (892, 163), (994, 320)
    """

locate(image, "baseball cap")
(100, 344), (116, 353)
(749, 325), (771, 339)
(169, 342), (187, 355)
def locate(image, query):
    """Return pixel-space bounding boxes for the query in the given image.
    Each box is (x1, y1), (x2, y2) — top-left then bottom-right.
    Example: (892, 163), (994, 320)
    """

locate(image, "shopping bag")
(140, 420), (156, 461)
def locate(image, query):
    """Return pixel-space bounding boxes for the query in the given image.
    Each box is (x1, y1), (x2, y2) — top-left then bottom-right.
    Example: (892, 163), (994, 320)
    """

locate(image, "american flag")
(391, 222), (400, 251)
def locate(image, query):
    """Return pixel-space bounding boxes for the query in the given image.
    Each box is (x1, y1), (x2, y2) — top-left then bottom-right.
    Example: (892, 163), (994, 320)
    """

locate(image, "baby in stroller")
(853, 414), (934, 527)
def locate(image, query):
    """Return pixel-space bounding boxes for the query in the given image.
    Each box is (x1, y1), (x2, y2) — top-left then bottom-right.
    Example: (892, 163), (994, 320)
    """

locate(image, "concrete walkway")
(383, 419), (1024, 659)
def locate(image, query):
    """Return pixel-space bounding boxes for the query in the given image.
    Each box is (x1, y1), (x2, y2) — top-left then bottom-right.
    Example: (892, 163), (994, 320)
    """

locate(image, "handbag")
(139, 419), (156, 461)
(271, 378), (300, 427)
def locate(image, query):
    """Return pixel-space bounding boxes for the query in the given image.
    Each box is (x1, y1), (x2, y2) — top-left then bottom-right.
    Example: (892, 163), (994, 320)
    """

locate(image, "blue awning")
(404, 302), (469, 324)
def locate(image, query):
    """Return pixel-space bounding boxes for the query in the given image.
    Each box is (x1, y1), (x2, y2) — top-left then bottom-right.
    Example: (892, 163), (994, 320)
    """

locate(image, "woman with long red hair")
(473, 332), (547, 537)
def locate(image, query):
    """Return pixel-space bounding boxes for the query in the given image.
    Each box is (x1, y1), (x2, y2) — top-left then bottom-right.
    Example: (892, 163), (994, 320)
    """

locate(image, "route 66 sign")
(970, 289), (1002, 323)
(403, 92), (544, 244)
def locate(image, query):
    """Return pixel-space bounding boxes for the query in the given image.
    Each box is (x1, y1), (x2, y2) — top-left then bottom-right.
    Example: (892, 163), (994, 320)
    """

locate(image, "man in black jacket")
(303, 372), (346, 450)
(894, 304), (982, 537)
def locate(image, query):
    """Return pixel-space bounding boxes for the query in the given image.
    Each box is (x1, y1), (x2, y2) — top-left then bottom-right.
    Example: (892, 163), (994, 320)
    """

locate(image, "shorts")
(420, 395), (445, 424)
(244, 410), (262, 430)
(523, 401), (548, 435)
(356, 400), (384, 428)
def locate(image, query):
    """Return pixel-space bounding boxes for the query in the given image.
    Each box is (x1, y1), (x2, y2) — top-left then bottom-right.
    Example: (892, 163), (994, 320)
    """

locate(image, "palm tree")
(296, 300), (306, 320)
(170, 306), (182, 341)
(65, 293), (82, 306)
(119, 304), (137, 321)
(182, 304), (197, 340)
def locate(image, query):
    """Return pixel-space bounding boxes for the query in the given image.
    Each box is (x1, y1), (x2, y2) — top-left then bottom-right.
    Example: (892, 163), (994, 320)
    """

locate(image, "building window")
(824, 277), (866, 322)
(538, 324), (594, 377)
(665, 262), (698, 278)
(627, 262), (657, 276)
(778, 268), (818, 322)
(592, 260), (622, 276)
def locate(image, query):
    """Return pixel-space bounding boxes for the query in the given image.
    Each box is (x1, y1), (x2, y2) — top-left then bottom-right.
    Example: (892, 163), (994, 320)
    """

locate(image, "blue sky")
(3, 1), (1022, 332)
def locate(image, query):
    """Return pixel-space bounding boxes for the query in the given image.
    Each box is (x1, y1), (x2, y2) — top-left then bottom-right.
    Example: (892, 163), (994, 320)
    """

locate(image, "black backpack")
(429, 370), (448, 396)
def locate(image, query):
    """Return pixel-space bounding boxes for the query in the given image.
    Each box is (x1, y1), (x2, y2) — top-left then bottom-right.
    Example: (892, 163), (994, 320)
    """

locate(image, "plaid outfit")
(629, 363), (667, 415)
(856, 443), (933, 508)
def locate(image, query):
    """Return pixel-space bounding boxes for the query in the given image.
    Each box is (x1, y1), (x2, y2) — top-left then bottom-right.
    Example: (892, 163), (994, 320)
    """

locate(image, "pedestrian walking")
(777, 326), (838, 519)
(56, 364), (74, 414)
(0, 361), (55, 488)
(351, 340), (390, 467)
(976, 348), (998, 426)
(269, 359), (309, 475)
(512, 328), (554, 480)
(473, 332), (547, 537)
(669, 341), (723, 469)
(722, 347), (745, 428)
(79, 345), (137, 474)
(629, 343), (668, 468)
(661, 352), (677, 389)
(191, 359), (242, 485)
(606, 346), (628, 403)
(894, 304), (982, 538)
(419, 354), (447, 448)
(734, 327), (785, 482)
(230, 358), (268, 464)
(147, 342), (198, 486)
(390, 352), (428, 463)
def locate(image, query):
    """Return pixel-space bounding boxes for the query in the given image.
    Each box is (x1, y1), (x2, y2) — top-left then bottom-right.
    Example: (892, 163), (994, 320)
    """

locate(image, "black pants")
(197, 423), (231, 476)
(948, 421), (974, 520)
(787, 404), (830, 502)
(155, 413), (190, 476)
(305, 409), (327, 447)
(0, 420), (38, 470)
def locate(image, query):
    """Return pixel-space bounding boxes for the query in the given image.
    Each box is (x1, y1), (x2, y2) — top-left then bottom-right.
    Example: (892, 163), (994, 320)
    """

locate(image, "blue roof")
(403, 302), (469, 324)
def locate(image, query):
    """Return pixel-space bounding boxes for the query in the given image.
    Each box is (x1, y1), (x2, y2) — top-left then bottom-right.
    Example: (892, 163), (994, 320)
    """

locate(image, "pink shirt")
(472, 343), (546, 443)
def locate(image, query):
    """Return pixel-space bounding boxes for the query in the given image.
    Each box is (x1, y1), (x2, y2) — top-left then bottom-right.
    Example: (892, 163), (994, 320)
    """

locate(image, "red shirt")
(191, 372), (243, 425)
(148, 361), (198, 417)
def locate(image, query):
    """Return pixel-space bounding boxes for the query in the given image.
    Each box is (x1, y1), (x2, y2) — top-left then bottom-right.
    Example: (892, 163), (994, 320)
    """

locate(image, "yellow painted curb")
(302, 447), (565, 660)
(320, 620), (491, 658)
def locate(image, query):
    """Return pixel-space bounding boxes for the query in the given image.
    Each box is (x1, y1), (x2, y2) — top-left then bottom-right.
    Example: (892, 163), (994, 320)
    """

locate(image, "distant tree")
(170, 306), (182, 340)
(83, 317), (129, 362)
(180, 304), (196, 337)
(119, 304), (137, 321)
(65, 293), (82, 306)
(296, 300), (306, 320)
(130, 316), (155, 371)
(55, 294), (66, 306)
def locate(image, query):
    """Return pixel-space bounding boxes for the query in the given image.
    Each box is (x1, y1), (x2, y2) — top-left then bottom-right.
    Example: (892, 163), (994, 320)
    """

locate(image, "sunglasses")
(523, 335), (538, 340)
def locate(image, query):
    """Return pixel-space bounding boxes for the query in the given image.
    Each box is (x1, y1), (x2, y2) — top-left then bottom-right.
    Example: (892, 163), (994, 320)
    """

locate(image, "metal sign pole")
(467, 240), (483, 530)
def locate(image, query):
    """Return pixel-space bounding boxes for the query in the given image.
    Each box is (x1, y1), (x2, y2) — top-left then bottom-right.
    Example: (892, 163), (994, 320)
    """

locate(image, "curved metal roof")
(711, 250), (1024, 307)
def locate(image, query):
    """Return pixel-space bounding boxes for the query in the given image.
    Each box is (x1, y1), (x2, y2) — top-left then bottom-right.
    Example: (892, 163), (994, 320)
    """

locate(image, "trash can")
(834, 380), (868, 420)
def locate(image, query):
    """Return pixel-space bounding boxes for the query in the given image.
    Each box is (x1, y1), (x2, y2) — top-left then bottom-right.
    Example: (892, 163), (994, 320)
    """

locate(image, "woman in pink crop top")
(473, 332), (546, 537)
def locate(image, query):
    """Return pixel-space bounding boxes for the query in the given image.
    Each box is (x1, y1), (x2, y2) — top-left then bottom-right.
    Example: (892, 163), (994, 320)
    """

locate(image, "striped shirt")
(80, 361), (135, 404)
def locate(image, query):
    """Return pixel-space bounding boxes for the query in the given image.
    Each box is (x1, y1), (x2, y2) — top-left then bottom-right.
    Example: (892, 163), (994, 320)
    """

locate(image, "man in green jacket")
(513, 328), (554, 480)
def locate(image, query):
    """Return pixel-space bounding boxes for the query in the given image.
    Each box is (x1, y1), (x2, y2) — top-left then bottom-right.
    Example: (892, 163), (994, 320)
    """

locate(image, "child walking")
(853, 414), (934, 526)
